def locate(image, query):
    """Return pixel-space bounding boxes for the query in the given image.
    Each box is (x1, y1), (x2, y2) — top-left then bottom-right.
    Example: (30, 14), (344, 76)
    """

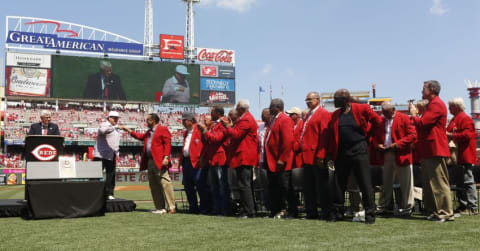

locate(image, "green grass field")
(1, 183), (480, 250)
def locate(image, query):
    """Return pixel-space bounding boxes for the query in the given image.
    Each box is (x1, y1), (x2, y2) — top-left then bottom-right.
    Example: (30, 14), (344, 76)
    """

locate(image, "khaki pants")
(379, 151), (414, 210)
(148, 158), (176, 211)
(421, 157), (453, 219)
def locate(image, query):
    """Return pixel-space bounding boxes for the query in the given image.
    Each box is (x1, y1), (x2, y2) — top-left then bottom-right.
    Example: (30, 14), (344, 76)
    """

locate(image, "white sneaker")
(152, 209), (167, 214)
(108, 195), (115, 200)
(352, 210), (365, 222)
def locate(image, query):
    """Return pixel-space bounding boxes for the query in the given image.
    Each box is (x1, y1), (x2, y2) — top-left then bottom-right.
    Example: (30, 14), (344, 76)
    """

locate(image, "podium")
(24, 136), (105, 219)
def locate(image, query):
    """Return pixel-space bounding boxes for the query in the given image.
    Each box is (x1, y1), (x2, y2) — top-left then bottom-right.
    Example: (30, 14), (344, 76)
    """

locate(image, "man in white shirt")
(94, 111), (122, 200)
(162, 65), (191, 103)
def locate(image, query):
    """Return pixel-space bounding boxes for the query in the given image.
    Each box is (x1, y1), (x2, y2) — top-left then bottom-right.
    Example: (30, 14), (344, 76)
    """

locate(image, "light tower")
(466, 80), (480, 130)
(144, 0), (154, 57)
(184, 0), (200, 63)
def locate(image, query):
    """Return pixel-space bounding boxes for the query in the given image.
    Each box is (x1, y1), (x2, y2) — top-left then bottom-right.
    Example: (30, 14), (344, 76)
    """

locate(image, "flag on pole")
(259, 86), (266, 93)
(269, 83), (272, 101)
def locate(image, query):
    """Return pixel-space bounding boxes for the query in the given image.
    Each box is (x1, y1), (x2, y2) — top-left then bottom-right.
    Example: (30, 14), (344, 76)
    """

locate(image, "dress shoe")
(108, 195), (115, 200)
(364, 215), (375, 224)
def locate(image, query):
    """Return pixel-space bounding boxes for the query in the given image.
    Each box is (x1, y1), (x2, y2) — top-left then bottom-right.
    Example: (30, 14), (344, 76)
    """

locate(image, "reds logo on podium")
(31, 144), (58, 161)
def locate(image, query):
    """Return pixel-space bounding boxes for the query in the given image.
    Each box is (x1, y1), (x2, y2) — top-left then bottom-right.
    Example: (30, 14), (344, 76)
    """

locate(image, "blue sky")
(2, 0), (480, 117)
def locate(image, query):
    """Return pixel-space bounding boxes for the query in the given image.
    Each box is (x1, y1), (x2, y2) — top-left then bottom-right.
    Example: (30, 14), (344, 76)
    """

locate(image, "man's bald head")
(333, 88), (351, 109)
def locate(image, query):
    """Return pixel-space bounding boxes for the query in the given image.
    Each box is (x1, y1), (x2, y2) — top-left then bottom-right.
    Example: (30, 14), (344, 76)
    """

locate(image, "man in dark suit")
(27, 110), (60, 136)
(83, 60), (126, 100)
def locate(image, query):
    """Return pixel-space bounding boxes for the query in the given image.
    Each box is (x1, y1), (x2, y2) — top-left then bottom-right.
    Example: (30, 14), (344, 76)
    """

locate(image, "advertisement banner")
(51, 55), (200, 103)
(6, 52), (51, 68)
(200, 78), (235, 92)
(7, 31), (143, 55)
(200, 90), (235, 105)
(200, 65), (218, 77)
(218, 66), (235, 79)
(116, 172), (182, 182)
(7, 173), (17, 185)
(160, 34), (184, 60)
(5, 67), (51, 97)
(0, 169), (26, 174)
(0, 174), (6, 186)
(196, 48), (235, 64)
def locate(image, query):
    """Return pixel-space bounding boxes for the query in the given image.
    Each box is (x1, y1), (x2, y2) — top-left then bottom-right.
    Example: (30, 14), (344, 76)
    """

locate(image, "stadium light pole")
(183, 0), (200, 64)
(144, 0), (154, 58)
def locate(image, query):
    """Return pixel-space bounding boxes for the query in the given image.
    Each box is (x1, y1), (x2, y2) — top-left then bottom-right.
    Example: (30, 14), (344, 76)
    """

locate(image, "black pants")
(230, 166), (256, 216)
(335, 148), (376, 220)
(303, 165), (333, 218)
(94, 157), (116, 197)
(267, 169), (290, 216)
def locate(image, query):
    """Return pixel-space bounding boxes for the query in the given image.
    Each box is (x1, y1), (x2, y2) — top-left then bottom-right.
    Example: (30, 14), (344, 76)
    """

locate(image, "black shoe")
(365, 215), (375, 224)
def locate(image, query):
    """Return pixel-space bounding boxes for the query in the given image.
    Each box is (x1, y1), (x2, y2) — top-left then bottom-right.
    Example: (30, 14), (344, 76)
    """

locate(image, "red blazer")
(447, 111), (477, 165)
(227, 111), (259, 168)
(301, 106), (330, 165)
(130, 125), (171, 171)
(202, 121), (227, 166)
(370, 112), (417, 166)
(293, 119), (304, 168)
(265, 112), (295, 172)
(180, 125), (203, 169)
(327, 103), (382, 161)
(411, 96), (450, 159)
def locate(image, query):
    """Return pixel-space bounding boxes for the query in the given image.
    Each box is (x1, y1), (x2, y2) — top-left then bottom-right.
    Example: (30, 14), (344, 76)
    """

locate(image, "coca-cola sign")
(197, 48), (235, 64)
(31, 144), (58, 161)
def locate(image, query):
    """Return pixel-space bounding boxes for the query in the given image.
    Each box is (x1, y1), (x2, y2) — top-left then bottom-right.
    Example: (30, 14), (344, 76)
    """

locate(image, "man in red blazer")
(300, 92), (333, 220)
(180, 112), (211, 214)
(410, 80), (453, 222)
(198, 106), (231, 216)
(447, 98), (478, 215)
(326, 89), (382, 224)
(265, 99), (295, 218)
(371, 102), (417, 216)
(120, 113), (175, 214)
(221, 99), (258, 218)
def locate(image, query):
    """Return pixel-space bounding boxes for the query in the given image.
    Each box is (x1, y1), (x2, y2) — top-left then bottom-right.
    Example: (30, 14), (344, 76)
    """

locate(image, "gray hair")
(448, 97), (466, 111)
(424, 80), (441, 95)
(100, 60), (112, 70)
(40, 110), (51, 117)
(381, 101), (395, 110)
(415, 99), (429, 108)
(237, 100), (250, 110)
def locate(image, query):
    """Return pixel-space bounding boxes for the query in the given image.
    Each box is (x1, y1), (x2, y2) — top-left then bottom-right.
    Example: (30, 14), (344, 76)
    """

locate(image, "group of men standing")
(174, 80), (477, 224)
(28, 80), (477, 223)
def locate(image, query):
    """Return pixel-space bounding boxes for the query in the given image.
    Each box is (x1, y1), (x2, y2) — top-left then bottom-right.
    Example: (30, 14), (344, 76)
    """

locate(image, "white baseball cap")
(108, 111), (120, 117)
(286, 107), (302, 115)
